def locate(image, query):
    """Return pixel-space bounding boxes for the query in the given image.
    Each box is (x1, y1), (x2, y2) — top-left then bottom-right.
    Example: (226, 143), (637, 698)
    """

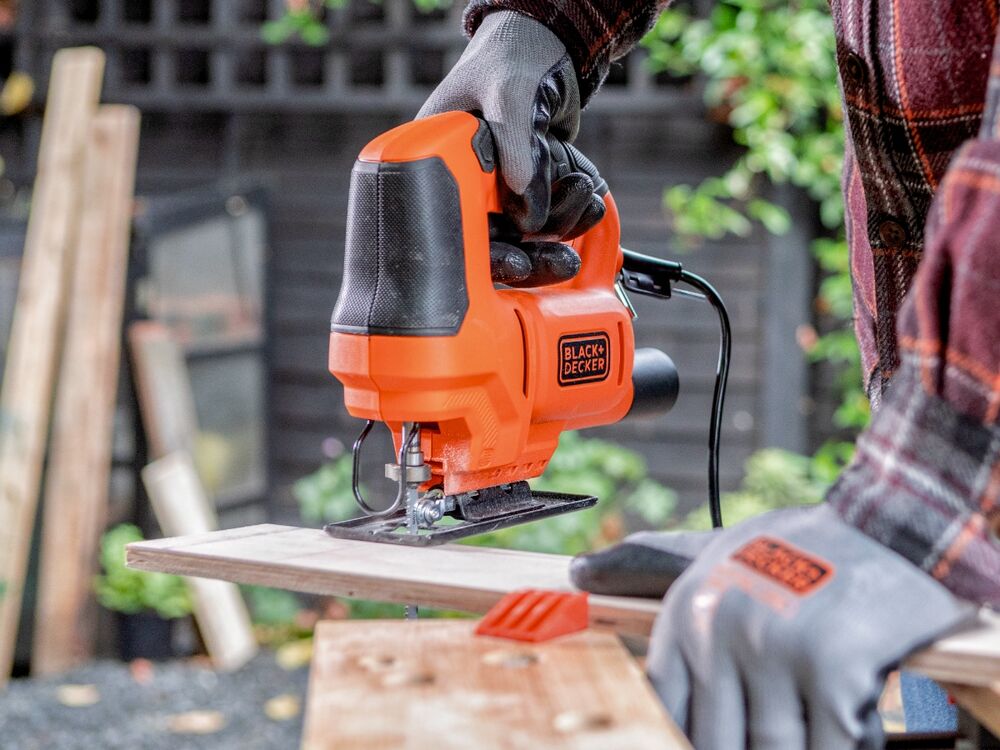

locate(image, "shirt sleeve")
(462, 0), (669, 104)
(826, 136), (1000, 607)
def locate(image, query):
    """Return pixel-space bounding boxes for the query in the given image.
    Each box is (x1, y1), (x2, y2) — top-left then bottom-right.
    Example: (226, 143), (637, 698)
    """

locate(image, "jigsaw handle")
(546, 136), (608, 197)
(487, 131), (608, 245)
(330, 113), (620, 340)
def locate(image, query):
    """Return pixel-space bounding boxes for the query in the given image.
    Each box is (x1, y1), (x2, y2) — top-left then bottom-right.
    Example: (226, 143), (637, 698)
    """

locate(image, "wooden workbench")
(127, 523), (1000, 732)
(302, 620), (693, 749)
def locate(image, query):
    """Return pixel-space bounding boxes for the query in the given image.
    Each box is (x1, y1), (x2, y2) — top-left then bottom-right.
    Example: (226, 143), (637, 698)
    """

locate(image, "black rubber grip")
(331, 157), (469, 337)
(546, 137), (608, 196)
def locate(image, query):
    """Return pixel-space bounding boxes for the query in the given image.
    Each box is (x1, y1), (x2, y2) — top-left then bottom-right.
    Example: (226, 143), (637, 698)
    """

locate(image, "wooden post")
(0, 47), (104, 685)
(141, 452), (257, 672)
(129, 322), (257, 671)
(127, 321), (199, 460)
(32, 105), (140, 675)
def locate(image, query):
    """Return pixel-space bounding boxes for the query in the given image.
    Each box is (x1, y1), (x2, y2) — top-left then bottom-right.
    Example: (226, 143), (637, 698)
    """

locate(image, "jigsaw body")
(326, 112), (683, 545)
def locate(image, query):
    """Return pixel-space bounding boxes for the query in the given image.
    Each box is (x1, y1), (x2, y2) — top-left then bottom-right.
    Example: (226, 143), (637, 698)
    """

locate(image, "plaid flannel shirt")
(464, 0), (1000, 605)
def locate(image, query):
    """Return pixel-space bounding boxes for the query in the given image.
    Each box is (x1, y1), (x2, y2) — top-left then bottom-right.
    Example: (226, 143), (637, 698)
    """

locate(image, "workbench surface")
(127, 523), (1000, 733)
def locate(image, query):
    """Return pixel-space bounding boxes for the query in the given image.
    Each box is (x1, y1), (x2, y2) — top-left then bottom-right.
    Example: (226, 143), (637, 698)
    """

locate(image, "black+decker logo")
(558, 332), (611, 386)
(731, 537), (833, 596)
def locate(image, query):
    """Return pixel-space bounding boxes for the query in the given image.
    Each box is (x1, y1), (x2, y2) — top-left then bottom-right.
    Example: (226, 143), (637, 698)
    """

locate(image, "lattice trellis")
(15, 0), (690, 113)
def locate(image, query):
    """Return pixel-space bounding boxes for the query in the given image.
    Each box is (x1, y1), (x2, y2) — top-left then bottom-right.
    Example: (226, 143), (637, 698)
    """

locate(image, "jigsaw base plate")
(324, 490), (597, 547)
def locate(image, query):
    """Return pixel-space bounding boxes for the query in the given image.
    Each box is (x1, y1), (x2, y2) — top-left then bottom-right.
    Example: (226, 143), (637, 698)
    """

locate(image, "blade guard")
(475, 589), (589, 643)
(328, 111), (636, 495)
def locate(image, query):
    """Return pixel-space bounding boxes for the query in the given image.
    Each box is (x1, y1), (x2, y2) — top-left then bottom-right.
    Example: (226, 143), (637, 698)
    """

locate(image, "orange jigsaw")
(325, 111), (686, 546)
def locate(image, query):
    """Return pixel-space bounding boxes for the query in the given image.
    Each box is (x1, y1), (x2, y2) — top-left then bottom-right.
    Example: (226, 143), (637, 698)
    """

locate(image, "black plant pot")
(115, 611), (175, 661)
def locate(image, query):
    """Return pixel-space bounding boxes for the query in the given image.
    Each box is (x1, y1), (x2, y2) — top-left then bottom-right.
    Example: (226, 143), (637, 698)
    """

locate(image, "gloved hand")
(570, 527), (718, 598)
(418, 11), (605, 287)
(614, 505), (975, 749)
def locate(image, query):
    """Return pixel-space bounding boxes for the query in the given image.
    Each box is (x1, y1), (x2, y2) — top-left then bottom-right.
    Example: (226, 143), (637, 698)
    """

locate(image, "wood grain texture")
(32, 104), (140, 676)
(125, 524), (661, 636)
(938, 682), (1000, 737)
(141, 452), (257, 672)
(0, 47), (104, 684)
(302, 620), (691, 750)
(905, 609), (1000, 686)
(125, 524), (1000, 690)
(127, 321), (199, 460)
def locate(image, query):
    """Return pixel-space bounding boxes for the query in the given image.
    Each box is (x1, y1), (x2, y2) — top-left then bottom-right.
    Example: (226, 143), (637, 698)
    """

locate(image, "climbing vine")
(642, 0), (869, 454)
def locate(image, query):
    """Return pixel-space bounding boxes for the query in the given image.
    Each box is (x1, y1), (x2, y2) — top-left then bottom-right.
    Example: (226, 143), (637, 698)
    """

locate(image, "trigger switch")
(472, 119), (496, 173)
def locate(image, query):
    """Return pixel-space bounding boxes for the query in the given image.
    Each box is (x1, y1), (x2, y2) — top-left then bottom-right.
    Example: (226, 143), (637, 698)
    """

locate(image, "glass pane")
(187, 353), (266, 505)
(146, 207), (265, 351)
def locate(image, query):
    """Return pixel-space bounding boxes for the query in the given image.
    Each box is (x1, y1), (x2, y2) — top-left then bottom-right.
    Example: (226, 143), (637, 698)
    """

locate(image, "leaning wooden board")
(302, 620), (692, 750)
(0, 47), (104, 684)
(33, 104), (141, 676)
(125, 523), (1000, 689)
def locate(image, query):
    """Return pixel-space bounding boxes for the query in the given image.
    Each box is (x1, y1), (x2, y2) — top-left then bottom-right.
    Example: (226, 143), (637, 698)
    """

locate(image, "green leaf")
(643, 0), (866, 442)
(299, 21), (330, 46)
(260, 18), (295, 45)
(94, 524), (192, 619)
(747, 198), (791, 234)
(242, 586), (304, 626)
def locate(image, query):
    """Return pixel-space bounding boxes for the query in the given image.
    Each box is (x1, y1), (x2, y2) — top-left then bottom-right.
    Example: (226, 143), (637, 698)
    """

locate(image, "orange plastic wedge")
(474, 589), (589, 643)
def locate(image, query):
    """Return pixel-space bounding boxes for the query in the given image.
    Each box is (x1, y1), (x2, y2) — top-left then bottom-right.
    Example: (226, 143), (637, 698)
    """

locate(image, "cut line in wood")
(937, 682), (1000, 737)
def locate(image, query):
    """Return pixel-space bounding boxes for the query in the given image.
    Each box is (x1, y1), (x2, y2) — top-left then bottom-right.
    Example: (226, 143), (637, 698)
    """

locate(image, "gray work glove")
(639, 505), (976, 749)
(418, 11), (605, 287)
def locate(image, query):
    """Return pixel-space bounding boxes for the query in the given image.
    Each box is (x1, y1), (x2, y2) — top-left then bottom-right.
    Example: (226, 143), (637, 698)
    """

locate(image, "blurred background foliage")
(643, 0), (867, 490)
(262, 0), (450, 45)
(94, 525), (192, 619)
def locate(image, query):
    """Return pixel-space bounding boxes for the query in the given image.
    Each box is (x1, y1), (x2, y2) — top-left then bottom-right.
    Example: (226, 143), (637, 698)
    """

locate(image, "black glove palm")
(418, 11), (605, 287)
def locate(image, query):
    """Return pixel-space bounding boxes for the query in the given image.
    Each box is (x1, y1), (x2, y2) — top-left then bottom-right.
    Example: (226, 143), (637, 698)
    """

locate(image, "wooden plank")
(302, 620), (691, 750)
(32, 104), (140, 676)
(905, 609), (1000, 686)
(125, 524), (661, 636)
(0, 47), (104, 684)
(141, 452), (257, 671)
(126, 524), (1000, 688)
(127, 320), (199, 460)
(938, 682), (1000, 737)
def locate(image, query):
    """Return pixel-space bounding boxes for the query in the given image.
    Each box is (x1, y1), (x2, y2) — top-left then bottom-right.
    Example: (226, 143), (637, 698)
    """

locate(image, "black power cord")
(676, 269), (731, 529)
(620, 249), (732, 529)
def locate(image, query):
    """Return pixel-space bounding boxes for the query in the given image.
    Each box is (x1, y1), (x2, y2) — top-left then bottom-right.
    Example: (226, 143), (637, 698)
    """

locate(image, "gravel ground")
(0, 652), (310, 750)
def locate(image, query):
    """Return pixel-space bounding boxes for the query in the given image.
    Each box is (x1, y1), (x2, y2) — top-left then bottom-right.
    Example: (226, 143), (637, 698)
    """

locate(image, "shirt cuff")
(463, 1), (660, 105)
(827, 360), (1000, 607)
